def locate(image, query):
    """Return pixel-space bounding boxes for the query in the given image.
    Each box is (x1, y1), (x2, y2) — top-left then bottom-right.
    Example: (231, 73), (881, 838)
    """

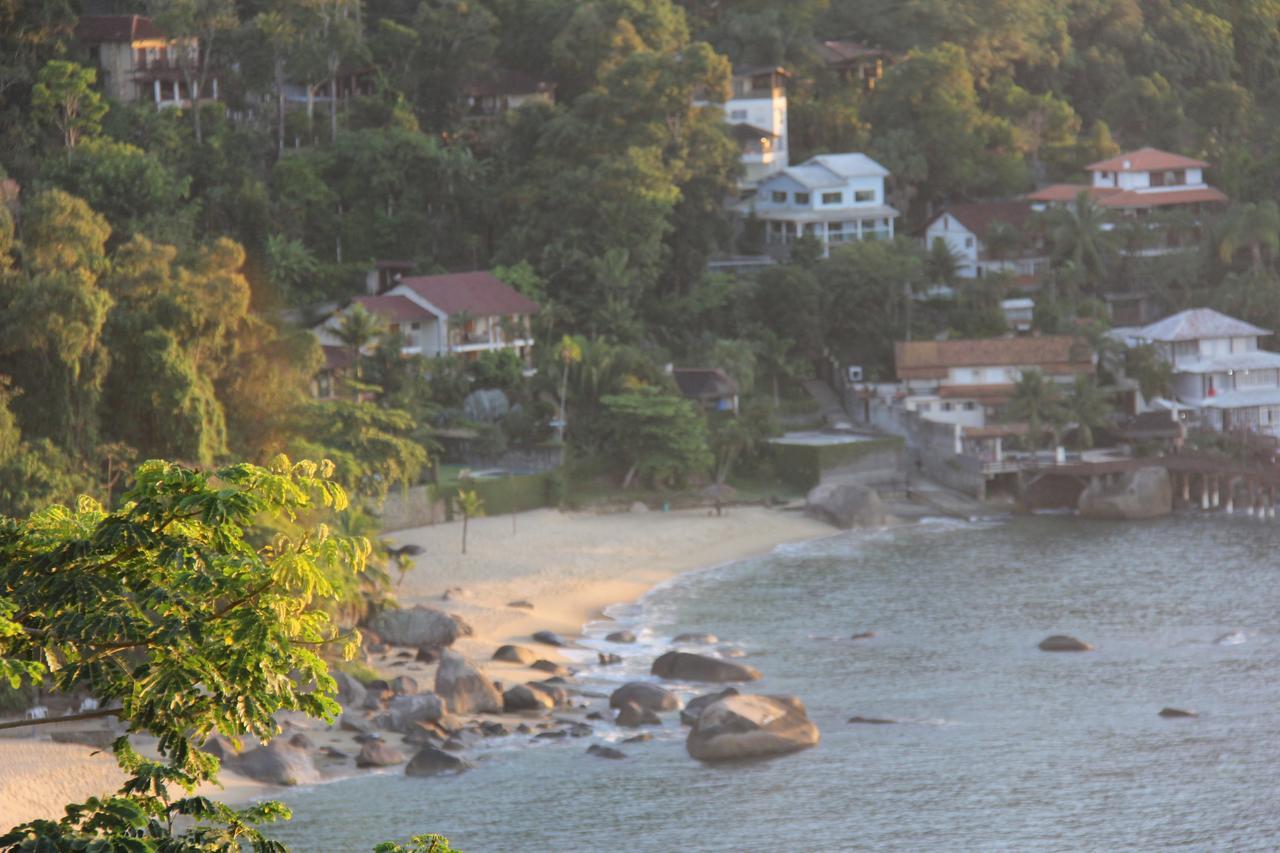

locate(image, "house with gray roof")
(1115, 308), (1280, 435)
(743, 153), (899, 258)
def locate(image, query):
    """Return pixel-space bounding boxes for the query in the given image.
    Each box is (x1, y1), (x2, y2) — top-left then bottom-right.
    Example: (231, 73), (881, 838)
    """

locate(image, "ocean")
(269, 514), (1280, 851)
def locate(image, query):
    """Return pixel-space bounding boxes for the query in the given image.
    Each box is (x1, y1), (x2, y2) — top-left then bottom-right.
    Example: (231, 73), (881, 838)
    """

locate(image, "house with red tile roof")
(1027, 147), (1227, 217)
(75, 15), (217, 108)
(894, 336), (1095, 430)
(313, 270), (540, 394)
(923, 200), (1048, 283)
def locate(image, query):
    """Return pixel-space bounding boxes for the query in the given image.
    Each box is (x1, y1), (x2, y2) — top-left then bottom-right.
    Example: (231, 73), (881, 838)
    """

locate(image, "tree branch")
(0, 706), (122, 731)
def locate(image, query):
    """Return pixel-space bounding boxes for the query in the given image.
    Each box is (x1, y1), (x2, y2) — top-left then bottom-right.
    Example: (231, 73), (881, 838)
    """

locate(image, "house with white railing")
(744, 153), (898, 258)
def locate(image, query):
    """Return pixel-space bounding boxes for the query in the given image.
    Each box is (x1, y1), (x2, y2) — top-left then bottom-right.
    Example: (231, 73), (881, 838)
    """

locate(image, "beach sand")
(0, 505), (833, 827)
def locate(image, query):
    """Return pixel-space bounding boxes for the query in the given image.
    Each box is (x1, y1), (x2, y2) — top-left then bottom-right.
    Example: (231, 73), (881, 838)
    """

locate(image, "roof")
(350, 295), (434, 324)
(895, 336), (1093, 380)
(75, 15), (162, 42)
(732, 66), (790, 79)
(321, 345), (354, 372)
(397, 271), (539, 317)
(1086, 148), (1210, 173)
(930, 201), (1033, 244)
(1135, 308), (1269, 342)
(730, 123), (778, 141)
(817, 40), (891, 65)
(461, 70), (556, 98)
(769, 153), (890, 190)
(671, 368), (738, 400)
(1026, 184), (1109, 204)
(1097, 186), (1228, 210)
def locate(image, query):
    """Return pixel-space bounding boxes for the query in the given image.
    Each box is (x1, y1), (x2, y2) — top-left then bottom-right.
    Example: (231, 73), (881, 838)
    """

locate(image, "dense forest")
(0, 0), (1279, 516)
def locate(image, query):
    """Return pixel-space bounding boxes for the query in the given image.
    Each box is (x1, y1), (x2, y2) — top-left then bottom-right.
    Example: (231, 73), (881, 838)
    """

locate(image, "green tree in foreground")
(0, 456), (370, 850)
(1005, 370), (1068, 450)
(456, 488), (485, 554)
(601, 384), (712, 489)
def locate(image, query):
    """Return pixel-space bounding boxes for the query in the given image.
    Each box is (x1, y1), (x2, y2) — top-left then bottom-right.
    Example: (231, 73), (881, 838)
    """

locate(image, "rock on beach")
(652, 651), (762, 683)
(686, 694), (819, 762)
(435, 650), (503, 714)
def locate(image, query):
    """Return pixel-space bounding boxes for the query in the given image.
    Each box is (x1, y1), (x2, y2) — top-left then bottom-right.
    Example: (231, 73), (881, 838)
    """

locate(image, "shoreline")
(0, 505), (836, 826)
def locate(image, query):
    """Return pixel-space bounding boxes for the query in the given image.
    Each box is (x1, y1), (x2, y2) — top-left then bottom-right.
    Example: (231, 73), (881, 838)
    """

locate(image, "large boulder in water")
(680, 688), (740, 726)
(1077, 467), (1172, 520)
(503, 683), (555, 713)
(368, 606), (468, 648)
(805, 482), (885, 529)
(230, 740), (321, 786)
(609, 682), (680, 713)
(405, 745), (469, 776)
(1038, 635), (1094, 652)
(355, 740), (405, 767)
(686, 694), (819, 762)
(652, 651), (762, 683)
(435, 650), (502, 714)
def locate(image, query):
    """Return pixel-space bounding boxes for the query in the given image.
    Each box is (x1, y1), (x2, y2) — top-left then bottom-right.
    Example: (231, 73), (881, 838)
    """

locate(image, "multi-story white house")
(1115, 308), (1280, 435)
(924, 201), (1048, 282)
(895, 336), (1095, 430)
(313, 271), (539, 397)
(75, 15), (216, 108)
(744, 153), (898, 257)
(721, 67), (789, 185)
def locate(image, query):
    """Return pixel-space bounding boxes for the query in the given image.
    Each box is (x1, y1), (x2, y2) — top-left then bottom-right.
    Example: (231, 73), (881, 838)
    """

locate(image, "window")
(771, 191), (787, 203)
(942, 402), (954, 412)
(822, 191), (842, 204)
(729, 109), (747, 121)
(410, 322), (421, 331)
(965, 237), (974, 249)
(794, 192), (811, 204)
(854, 189), (875, 203)
(963, 402), (977, 411)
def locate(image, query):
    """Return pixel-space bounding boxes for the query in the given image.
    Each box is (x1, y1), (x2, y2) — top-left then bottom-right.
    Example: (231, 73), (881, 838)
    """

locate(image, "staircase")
(803, 379), (851, 428)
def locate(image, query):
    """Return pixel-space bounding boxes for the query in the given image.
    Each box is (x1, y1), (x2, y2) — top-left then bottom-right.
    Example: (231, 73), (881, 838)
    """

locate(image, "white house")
(314, 271), (539, 396)
(720, 66), (789, 186)
(924, 201), (1048, 282)
(745, 153), (898, 257)
(1115, 308), (1280, 436)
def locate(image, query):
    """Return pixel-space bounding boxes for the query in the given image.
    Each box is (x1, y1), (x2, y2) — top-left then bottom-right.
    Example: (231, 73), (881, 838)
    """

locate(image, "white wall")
(925, 214), (978, 274)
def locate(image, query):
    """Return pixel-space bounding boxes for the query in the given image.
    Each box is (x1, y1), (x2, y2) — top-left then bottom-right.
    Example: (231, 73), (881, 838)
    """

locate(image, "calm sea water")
(269, 515), (1280, 851)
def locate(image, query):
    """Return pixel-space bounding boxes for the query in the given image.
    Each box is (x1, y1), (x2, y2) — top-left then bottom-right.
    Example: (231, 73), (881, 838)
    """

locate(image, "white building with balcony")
(314, 271), (539, 394)
(1115, 308), (1280, 435)
(743, 153), (898, 257)
(75, 15), (217, 108)
(720, 67), (790, 186)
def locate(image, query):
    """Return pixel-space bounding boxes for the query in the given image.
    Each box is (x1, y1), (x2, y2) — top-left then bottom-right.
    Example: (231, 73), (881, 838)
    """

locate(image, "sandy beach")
(0, 505), (833, 828)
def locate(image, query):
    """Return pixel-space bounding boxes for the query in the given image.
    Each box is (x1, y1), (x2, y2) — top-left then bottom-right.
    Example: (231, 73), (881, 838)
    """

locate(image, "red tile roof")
(1025, 184), (1120, 203)
(351, 295), (434, 324)
(398, 271), (539, 318)
(932, 201), (1034, 244)
(1086, 147), (1209, 173)
(1097, 186), (1228, 210)
(896, 336), (1093, 380)
(75, 15), (162, 42)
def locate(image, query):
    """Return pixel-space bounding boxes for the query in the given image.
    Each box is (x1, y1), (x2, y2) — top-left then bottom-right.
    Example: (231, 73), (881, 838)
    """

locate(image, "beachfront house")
(75, 15), (218, 108)
(313, 270), (539, 397)
(895, 336), (1095, 430)
(924, 201), (1048, 283)
(744, 153), (898, 258)
(1113, 308), (1280, 436)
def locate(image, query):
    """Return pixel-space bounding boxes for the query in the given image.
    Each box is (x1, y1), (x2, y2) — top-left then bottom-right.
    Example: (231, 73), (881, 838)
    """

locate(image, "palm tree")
(926, 237), (962, 286)
(1050, 192), (1112, 292)
(1062, 375), (1113, 449)
(556, 334), (583, 445)
(1218, 201), (1280, 272)
(1004, 370), (1068, 450)
(1124, 343), (1174, 403)
(333, 303), (387, 399)
(984, 220), (1022, 262)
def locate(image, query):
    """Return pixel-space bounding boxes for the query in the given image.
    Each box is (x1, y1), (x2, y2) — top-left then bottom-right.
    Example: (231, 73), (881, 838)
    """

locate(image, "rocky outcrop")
(389, 675), (418, 696)
(615, 701), (662, 727)
(368, 606), (468, 648)
(405, 745), (469, 776)
(805, 482), (885, 529)
(379, 693), (445, 731)
(503, 683), (555, 713)
(1159, 707), (1198, 718)
(528, 682), (569, 706)
(1038, 635), (1094, 652)
(356, 740), (406, 767)
(609, 682), (680, 713)
(651, 651), (762, 683)
(492, 644), (538, 665)
(673, 632), (718, 645)
(680, 688), (739, 726)
(434, 650), (503, 714)
(530, 660), (569, 676)
(1077, 467), (1172, 520)
(605, 630), (637, 643)
(230, 740), (321, 786)
(332, 671), (367, 708)
(686, 694), (820, 762)
(587, 744), (626, 759)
